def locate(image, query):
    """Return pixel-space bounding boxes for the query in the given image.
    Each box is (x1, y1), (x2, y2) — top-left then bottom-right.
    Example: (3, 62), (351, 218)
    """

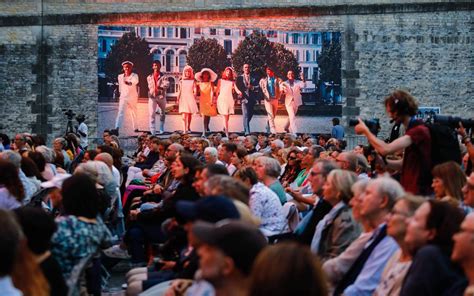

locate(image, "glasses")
(390, 209), (410, 217)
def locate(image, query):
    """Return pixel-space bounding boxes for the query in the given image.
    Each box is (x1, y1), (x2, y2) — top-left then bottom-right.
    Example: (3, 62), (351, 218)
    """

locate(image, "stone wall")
(0, 1), (472, 141)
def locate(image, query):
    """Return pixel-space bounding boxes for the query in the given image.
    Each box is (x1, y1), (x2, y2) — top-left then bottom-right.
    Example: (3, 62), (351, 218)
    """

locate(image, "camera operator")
(355, 90), (432, 195)
(75, 114), (88, 150)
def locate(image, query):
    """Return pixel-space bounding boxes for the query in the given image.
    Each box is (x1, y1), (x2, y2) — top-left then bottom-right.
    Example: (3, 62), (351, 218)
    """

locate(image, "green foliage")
(186, 37), (230, 77)
(318, 39), (341, 84)
(104, 32), (153, 96)
(232, 31), (300, 80)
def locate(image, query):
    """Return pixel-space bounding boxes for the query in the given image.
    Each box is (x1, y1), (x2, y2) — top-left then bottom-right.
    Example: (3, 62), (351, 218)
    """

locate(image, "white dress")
(217, 79), (235, 115)
(178, 79), (198, 114)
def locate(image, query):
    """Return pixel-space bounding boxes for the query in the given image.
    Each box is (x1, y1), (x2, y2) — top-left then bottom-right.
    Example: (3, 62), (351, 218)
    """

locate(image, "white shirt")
(77, 122), (88, 148)
(118, 72), (139, 99)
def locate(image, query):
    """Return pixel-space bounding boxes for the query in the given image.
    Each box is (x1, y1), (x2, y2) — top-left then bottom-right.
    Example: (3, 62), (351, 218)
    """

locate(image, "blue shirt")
(343, 223), (399, 296)
(267, 77), (276, 98)
(332, 124), (345, 140)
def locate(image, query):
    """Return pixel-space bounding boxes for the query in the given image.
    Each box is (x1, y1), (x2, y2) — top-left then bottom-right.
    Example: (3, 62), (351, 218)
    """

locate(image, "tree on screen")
(318, 37), (341, 85)
(104, 32), (153, 97)
(186, 38), (230, 78)
(232, 31), (300, 80)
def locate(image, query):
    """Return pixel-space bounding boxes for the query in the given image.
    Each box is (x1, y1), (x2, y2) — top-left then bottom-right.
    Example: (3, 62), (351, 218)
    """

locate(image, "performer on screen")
(259, 66), (281, 134)
(216, 67), (242, 138)
(195, 68), (218, 137)
(236, 64), (260, 135)
(280, 70), (306, 136)
(113, 61), (139, 136)
(177, 65), (198, 134)
(147, 60), (169, 135)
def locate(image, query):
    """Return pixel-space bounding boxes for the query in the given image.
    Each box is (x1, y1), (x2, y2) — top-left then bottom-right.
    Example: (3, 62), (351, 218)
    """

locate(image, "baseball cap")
(176, 196), (240, 223)
(41, 173), (71, 189)
(192, 220), (267, 275)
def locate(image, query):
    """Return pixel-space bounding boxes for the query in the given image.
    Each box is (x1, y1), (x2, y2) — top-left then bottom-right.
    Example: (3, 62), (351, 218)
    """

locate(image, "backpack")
(426, 123), (462, 167)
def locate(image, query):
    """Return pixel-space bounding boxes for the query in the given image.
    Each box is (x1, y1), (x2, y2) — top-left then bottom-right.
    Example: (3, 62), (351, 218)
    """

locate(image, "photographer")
(355, 90), (432, 194)
(76, 114), (88, 150)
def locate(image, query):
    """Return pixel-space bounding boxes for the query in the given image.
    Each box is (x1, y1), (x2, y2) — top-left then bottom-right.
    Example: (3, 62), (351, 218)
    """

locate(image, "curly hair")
(384, 89), (419, 117)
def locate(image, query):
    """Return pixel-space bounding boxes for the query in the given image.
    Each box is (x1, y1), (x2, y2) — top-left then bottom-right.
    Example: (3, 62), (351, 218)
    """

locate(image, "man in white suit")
(113, 61), (139, 135)
(280, 70), (305, 135)
(259, 67), (281, 134)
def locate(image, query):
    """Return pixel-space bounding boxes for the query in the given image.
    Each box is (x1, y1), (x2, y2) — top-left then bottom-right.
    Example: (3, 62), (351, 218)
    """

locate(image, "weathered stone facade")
(0, 1), (472, 141)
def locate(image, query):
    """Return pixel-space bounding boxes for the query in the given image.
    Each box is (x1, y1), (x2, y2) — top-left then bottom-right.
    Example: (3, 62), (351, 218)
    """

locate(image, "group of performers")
(113, 60), (306, 137)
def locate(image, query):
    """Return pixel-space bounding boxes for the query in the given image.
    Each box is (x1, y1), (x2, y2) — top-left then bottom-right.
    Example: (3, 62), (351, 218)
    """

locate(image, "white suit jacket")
(280, 79), (306, 108)
(118, 73), (139, 99)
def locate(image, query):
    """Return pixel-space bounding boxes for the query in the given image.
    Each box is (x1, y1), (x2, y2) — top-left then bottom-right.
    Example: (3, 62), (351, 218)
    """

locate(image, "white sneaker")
(156, 130), (164, 135)
(103, 244), (131, 259)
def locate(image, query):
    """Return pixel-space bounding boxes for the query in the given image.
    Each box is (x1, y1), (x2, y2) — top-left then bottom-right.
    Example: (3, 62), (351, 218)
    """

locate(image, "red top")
(401, 122), (432, 195)
(153, 72), (160, 96)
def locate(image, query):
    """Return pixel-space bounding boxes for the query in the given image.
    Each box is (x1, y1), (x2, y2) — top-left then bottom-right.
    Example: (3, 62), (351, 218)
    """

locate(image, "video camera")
(349, 118), (381, 136)
(63, 109), (76, 120)
(433, 115), (474, 130)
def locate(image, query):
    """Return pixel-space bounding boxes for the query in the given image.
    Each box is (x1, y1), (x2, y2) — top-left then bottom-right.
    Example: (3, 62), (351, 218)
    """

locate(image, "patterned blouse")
(249, 182), (287, 234)
(51, 215), (112, 278)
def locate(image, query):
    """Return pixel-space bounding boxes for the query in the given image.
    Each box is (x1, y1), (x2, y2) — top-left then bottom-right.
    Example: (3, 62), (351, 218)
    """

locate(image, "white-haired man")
(334, 176), (404, 295)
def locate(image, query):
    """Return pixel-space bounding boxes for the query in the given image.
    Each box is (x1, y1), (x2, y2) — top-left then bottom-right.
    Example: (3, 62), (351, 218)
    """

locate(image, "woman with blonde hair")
(177, 65), (198, 133)
(216, 67), (242, 137)
(311, 169), (360, 262)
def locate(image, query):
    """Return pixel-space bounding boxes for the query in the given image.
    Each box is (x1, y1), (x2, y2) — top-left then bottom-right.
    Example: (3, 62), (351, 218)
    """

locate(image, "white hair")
(0, 150), (21, 168)
(35, 145), (55, 163)
(371, 176), (405, 209)
(271, 139), (284, 149)
(204, 147), (218, 158)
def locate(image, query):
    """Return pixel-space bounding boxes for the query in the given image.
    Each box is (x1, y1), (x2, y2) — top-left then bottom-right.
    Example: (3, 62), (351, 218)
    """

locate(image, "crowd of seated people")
(1, 90), (474, 296)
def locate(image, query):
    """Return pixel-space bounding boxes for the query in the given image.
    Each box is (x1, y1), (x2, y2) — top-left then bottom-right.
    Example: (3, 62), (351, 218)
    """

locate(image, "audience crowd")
(0, 89), (474, 296)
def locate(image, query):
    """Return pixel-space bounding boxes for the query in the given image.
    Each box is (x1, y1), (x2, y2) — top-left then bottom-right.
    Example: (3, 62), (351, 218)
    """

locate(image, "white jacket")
(280, 79), (306, 108)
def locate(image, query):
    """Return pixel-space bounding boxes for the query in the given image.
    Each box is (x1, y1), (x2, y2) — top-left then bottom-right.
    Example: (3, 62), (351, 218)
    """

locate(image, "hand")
(354, 118), (370, 135)
(129, 209), (140, 220)
(142, 169), (150, 177)
(153, 184), (163, 194)
(160, 260), (177, 270)
(457, 122), (467, 138)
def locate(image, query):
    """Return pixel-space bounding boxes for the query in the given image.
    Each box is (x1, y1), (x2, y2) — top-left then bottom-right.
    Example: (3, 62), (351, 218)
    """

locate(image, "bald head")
(95, 153), (113, 170)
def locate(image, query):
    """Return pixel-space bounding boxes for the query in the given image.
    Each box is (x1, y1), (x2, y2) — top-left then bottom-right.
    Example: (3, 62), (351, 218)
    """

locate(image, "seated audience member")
(106, 155), (201, 263)
(187, 220), (267, 296)
(126, 196), (241, 295)
(323, 179), (372, 287)
(279, 148), (301, 186)
(256, 134), (270, 153)
(218, 143), (238, 175)
(401, 200), (466, 295)
(51, 174), (112, 280)
(244, 135), (258, 154)
(21, 156), (43, 191)
(373, 194), (424, 296)
(452, 213), (474, 295)
(95, 152), (121, 190)
(125, 137), (161, 187)
(0, 209), (23, 296)
(203, 146), (222, 165)
(192, 163), (229, 196)
(1, 150), (37, 203)
(35, 145), (60, 180)
(462, 172), (474, 213)
(290, 145), (324, 192)
(229, 146), (248, 174)
(0, 159), (24, 209)
(292, 160), (339, 244)
(234, 167), (286, 236)
(14, 207), (68, 296)
(254, 156), (287, 205)
(82, 149), (98, 163)
(335, 152), (358, 172)
(334, 176), (404, 295)
(431, 161), (468, 211)
(311, 169), (360, 261)
(355, 154), (370, 180)
(52, 137), (71, 171)
(248, 242), (328, 296)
